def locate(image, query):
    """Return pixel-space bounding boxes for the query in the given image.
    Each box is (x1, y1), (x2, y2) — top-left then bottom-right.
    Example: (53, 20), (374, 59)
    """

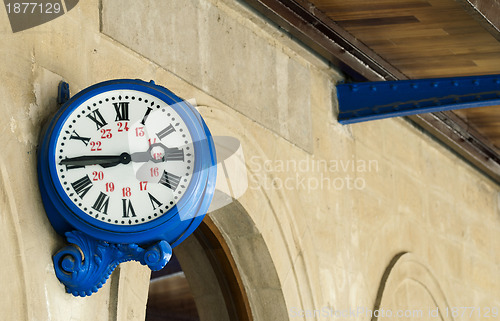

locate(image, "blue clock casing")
(37, 79), (217, 296)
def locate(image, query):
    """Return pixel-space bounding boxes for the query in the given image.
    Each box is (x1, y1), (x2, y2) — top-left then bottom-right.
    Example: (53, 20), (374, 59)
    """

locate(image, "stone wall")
(0, 0), (499, 320)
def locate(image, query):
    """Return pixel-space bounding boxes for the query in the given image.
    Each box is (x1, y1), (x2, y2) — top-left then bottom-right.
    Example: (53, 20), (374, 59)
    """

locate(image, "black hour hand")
(59, 153), (131, 168)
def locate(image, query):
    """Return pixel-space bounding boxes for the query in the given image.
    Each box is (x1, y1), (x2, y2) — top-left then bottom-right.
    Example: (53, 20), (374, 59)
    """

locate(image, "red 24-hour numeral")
(105, 182), (115, 192)
(140, 181), (148, 191)
(90, 141), (102, 151)
(92, 171), (104, 181)
(100, 129), (112, 139)
(117, 122), (129, 132)
(122, 187), (132, 197)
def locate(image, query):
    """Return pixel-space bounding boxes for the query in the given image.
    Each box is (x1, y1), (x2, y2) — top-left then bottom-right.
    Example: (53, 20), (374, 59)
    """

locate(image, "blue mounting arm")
(337, 74), (500, 124)
(57, 81), (70, 105)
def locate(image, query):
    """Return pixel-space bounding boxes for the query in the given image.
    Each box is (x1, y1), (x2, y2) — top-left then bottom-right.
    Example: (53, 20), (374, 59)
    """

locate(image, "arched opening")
(145, 199), (289, 321)
(145, 215), (252, 321)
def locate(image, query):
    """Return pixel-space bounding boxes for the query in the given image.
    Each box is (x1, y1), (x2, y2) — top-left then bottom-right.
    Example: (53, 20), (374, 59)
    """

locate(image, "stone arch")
(193, 103), (318, 318)
(371, 252), (453, 321)
(174, 199), (289, 320)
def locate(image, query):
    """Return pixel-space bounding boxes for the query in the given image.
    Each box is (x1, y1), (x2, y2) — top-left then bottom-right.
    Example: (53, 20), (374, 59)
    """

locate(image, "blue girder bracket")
(337, 74), (500, 124)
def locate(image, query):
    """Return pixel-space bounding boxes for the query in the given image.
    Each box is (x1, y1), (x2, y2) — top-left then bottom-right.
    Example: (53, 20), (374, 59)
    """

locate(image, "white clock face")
(54, 89), (195, 226)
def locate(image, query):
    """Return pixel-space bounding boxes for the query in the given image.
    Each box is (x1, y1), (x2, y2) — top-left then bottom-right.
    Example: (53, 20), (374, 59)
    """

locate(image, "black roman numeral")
(71, 175), (93, 198)
(86, 109), (108, 130)
(114, 102), (130, 121)
(148, 193), (163, 210)
(159, 171), (181, 190)
(156, 124), (175, 140)
(122, 199), (136, 218)
(92, 192), (110, 214)
(165, 148), (184, 161)
(69, 130), (91, 146)
(141, 107), (153, 125)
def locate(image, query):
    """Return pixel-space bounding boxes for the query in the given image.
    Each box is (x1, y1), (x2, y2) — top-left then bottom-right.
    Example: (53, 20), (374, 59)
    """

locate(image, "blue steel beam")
(337, 74), (500, 124)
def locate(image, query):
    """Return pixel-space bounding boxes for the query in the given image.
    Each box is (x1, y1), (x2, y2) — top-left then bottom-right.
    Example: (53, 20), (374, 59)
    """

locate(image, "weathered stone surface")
(0, 0), (499, 319)
(101, 0), (317, 152)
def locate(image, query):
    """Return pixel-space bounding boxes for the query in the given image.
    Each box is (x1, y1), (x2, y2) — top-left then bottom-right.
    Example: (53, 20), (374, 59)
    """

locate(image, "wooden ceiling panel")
(336, 16), (420, 28)
(305, 0), (500, 173)
(454, 106), (500, 152)
(309, 0), (500, 79)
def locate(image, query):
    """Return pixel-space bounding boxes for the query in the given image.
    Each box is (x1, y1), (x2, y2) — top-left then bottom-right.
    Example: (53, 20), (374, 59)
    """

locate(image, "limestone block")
(465, 217), (494, 257)
(426, 190), (455, 234)
(382, 119), (425, 176)
(282, 270), (305, 321)
(458, 170), (497, 220)
(467, 254), (497, 295)
(208, 202), (289, 320)
(349, 119), (387, 156)
(432, 238), (466, 282)
(110, 263), (152, 321)
(252, 288), (291, 321)
(318, 264), (352, 318)
(393, 169), (427, 219)
(101, 0), (314, 151)
(353, 142), (393, 202)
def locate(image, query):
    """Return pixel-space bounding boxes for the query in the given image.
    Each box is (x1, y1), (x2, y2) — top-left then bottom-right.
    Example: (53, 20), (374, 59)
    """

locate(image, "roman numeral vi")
(122, 199), (136, 218)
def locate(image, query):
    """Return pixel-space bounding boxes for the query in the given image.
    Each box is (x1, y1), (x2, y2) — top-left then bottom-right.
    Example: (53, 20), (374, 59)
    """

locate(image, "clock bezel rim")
(39, 79), (215, 243)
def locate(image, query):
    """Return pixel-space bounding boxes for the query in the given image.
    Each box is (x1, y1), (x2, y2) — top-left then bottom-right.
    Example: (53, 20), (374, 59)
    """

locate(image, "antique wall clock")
(38, 79), (217, 296)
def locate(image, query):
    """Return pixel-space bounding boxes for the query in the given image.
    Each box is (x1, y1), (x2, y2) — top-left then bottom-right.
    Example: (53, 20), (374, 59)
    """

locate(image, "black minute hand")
(59, 153), (132, 168)
(59, 144), (185, 168)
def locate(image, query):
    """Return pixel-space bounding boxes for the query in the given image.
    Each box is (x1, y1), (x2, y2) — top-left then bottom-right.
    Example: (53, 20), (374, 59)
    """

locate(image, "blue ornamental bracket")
(337, 74), (500, 124)
(53, 231), (172, 297)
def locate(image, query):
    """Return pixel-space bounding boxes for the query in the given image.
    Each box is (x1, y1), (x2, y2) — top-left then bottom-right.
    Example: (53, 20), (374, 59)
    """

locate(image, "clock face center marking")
(150, 145), (165, 161)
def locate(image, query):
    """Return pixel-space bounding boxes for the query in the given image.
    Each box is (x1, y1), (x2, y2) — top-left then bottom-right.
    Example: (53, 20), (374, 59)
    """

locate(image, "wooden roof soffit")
(243, 0), (500, 183)
(457, 0), (500, 41)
